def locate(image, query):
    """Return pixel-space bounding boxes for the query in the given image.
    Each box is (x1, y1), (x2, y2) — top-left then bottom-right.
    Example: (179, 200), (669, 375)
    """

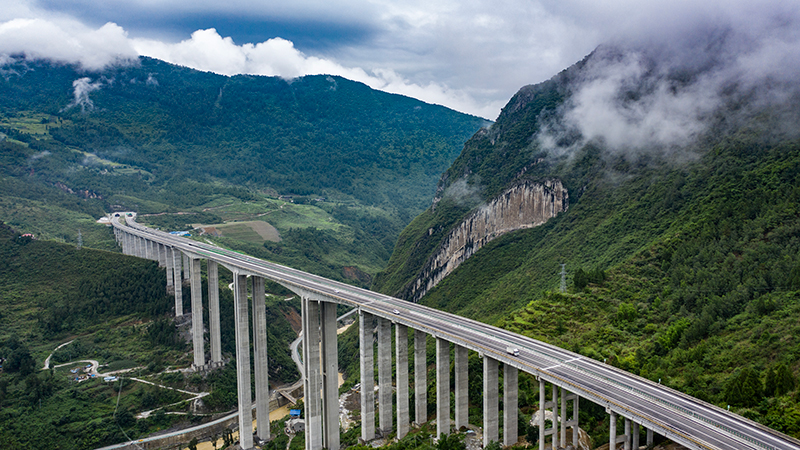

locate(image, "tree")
(188, 437), (198, 450)
(724, 367), (762, 407)
(765, 363), (796, 397)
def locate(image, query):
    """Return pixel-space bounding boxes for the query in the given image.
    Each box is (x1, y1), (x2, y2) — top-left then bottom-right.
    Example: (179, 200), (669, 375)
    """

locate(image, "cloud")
(2, 0), (800, 122)
(63, 77), (103, 112)
(132, 28), (500, 117)
(0, 18), (137, 70)
(535, 1), (800, 158)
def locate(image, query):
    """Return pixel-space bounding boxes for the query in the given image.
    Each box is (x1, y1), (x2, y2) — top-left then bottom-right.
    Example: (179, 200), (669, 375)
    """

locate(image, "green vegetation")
(372, 57), (800, 440)
(0, 221), (303, 448)
(0, 57), (486, 281)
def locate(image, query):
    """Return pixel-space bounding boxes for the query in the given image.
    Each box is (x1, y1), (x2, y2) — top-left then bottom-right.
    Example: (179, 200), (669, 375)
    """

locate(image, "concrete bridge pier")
(252, 276), (270, 441)
(172, 249), (183, 316)
(609, 411), (633, 450)
(233, 273), (254, 450)
(539, 379), (561, 450)
(414, 329), (427, 426)
(436, 338), (450, 438)
(183, 253), (190, 280)
(395, 324), (410, 439)
(165, 246), (174, 292)
(321, 301), (339, 450)
(359, 311), (376, 442)
(504, 365), (519, 447)
(378, 317), (393, 436)
(158, 243), (167, 268)
(551, 384), (559, 449)
(563, 390), (579, 447)
(147, 239), (155, 261)
(483, 356), (499, 446)
(302, 296), (323, 450)
(208, 260), (222, 366)
(189, 257), (205, 370)
(455, 345), (468, 431)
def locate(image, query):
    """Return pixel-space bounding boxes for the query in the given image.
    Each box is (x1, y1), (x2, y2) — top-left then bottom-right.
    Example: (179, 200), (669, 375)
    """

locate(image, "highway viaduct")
(111, 213), (800, 450)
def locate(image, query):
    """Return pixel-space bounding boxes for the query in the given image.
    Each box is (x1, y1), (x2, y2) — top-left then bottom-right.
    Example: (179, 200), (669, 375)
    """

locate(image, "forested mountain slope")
(0, 56), (486, 280)
(374, 45), (800, 438)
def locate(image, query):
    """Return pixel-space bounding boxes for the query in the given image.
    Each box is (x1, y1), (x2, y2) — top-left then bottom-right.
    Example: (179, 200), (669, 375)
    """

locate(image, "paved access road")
(114, 215), (800, 450)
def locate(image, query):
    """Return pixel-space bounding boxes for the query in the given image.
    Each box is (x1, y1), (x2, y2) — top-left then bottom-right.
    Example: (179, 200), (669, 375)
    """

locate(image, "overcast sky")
(1, 0), (798, 119)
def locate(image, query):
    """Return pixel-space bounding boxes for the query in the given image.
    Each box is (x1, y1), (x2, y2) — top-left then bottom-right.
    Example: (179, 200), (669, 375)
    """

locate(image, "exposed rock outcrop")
(404, 179), (568, 302)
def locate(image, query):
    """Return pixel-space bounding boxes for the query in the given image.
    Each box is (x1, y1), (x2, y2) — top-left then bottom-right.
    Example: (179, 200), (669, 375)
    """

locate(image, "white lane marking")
(543, 357), (581, 371)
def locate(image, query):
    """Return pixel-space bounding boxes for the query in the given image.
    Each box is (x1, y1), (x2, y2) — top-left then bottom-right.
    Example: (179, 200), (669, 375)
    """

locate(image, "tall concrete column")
(624, 418), (631, 450)
(574, 395), (580, 446)
(560, 386), (567, 444)
(647, 427), (654, 446)
(183, 253), (190, 280)
(252, 276), (270, 441)
(172, 250), (183, 316)
(359, 312), (375, 442)
(551, 384), (559, 450)
(436, 338), (450, 438)
(483, 356), (498, 446)
(632, 422), (640, 450)
(165, 247), (174, 291)
(538, 379), (545, 450)
(207, 260), (221, 364)
(303, 298), (323, 450)
(377, 317), (392, 436)
(566, 392), (580, 447)
(157, 244), (166, 267)
(233, 273), (254, 450)
(504, 365), (518, 447)
(136, 236), (143, 257)
(190, 257), (205, 369)
(414, 330), (427, 426)
(395, 324), (409, 439)
(321, 302), (339, 450)
(454, 345), (468, 430)
(609, 411), (617, 450)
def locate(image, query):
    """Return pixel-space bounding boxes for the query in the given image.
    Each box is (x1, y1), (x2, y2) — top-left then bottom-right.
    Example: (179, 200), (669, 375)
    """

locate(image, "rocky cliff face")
(403, 179), (568, 302)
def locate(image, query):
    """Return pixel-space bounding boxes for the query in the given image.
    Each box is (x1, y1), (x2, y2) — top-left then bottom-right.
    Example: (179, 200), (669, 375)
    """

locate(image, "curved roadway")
(112, 214), (800, 450)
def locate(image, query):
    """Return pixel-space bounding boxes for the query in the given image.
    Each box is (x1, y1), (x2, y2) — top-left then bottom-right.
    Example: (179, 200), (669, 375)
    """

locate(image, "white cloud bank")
(1, 0), (799, 123)
(132, 28), (499, 117)
(0, 15), (500, 118)
(0, 18), (137, 70)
